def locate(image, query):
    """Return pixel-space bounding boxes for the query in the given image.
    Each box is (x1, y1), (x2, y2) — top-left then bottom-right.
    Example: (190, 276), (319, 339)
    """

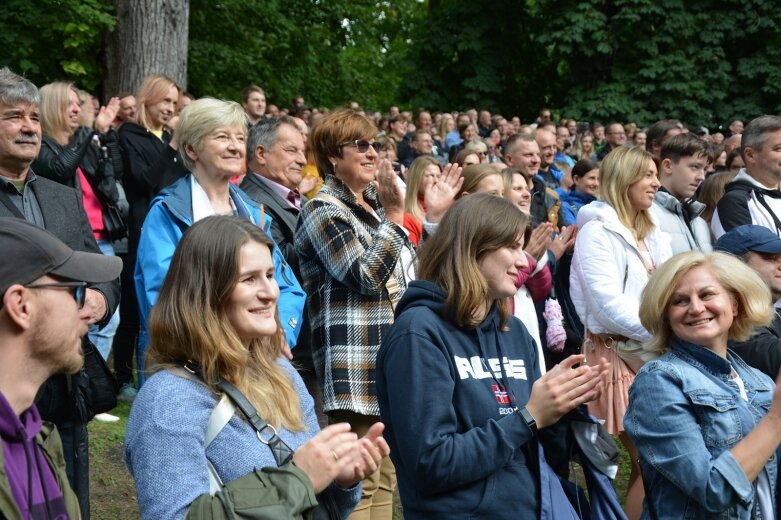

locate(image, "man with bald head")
(535, 128), (566, 193)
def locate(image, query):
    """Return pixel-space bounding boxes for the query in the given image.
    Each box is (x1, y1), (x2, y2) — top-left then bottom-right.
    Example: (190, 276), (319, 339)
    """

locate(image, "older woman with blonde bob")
(570, 145), (672, 518)
(126, 216), (388, 520)
(626, 251), (781, 520)
(135, 98), (304, 384)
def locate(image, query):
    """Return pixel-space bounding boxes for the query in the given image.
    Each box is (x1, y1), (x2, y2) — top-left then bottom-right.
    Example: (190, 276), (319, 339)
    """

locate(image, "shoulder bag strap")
(204, 395), (235, 495)
(183, 361), (295, 467)
(170, 366), (237, 495)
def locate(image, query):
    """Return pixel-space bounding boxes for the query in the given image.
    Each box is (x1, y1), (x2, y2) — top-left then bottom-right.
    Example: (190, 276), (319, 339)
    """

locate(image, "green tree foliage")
(0, 0), (115, 91)
(187, 0), (423, 111)
(3, 0), (781, 125)
(400, 0), (550, 119)
(530, 0), (781, 126)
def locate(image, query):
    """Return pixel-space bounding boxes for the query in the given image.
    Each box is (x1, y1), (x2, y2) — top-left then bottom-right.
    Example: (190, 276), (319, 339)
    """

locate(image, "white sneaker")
(94, 413), (120, 423)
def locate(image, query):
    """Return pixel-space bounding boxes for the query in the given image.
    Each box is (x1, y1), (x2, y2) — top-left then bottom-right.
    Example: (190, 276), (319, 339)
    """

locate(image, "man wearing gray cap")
(0, 67), (121, 516)
(715, 224), (781, 378)
(0, 218), (121, 519)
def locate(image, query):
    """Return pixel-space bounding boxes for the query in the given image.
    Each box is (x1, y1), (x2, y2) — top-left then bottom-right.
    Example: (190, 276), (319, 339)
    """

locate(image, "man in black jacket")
(716, 224), (781, 379)
(711, 115), (781, 239)
(0, 67), (121, 517)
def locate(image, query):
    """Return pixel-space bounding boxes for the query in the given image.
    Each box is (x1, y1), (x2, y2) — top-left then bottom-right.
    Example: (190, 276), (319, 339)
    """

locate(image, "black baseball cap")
(0, 218), (122, 298)
(715, 224), (781, 256)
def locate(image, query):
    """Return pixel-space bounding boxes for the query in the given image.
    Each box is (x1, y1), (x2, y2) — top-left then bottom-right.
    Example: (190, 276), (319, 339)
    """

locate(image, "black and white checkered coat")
(294, 175), (410, 416)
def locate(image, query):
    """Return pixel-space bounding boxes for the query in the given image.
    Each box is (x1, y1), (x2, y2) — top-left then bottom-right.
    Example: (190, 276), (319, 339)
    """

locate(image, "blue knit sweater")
(124, 361), (360, 520)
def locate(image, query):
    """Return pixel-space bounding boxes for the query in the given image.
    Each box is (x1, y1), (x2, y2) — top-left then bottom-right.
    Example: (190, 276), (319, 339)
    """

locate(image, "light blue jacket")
(134, 175), (305, 383)
(625, 338), (777, 520)
(125, 364), (359, 520)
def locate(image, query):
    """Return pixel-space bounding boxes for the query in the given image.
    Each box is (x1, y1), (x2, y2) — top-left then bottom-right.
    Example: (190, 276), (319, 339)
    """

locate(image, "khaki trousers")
(329, 410), (396, 520)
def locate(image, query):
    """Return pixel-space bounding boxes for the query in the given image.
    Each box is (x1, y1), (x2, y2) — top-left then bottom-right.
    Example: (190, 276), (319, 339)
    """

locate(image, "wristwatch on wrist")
(519, 407), (538, 434)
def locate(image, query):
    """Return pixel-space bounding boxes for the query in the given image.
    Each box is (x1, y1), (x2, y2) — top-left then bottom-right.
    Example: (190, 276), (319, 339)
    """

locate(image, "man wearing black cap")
(0, 218), (122, 519)
(716, 224), (781, 378)
(0, 67), (121, 516)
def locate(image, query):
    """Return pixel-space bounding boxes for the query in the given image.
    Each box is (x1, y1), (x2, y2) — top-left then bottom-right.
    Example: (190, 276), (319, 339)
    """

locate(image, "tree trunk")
(104, 0), (189, 97)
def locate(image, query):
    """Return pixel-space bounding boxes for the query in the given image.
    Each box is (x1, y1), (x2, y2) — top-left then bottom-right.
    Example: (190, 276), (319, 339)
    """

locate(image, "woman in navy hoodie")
(377, 194), (607, 519)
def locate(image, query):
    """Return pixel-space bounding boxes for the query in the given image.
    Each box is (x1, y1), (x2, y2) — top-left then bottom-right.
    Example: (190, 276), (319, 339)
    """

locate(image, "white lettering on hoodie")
(454, 355), (527, 380)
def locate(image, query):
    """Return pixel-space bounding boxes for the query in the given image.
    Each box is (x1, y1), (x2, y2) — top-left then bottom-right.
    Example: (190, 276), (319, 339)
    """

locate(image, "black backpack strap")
(183, 361), (294, 466)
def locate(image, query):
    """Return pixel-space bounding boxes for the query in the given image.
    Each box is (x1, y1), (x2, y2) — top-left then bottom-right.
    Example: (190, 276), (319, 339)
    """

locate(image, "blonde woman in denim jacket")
(627, 251), (781, 519)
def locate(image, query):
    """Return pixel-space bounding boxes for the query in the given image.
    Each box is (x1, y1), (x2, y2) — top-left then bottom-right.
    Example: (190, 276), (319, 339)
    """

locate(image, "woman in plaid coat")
(294, 109), (413, 520)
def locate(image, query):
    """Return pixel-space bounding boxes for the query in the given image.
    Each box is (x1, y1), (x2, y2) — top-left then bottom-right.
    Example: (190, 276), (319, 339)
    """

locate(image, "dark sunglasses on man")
(24, 281), (88, 309)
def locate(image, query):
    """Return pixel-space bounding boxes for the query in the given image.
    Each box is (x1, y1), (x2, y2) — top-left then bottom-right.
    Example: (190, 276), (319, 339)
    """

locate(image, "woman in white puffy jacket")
(570, 146), (672, 520)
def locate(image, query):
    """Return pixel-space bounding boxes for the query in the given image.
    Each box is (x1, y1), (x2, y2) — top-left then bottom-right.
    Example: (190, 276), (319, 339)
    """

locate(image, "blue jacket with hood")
(134, 174), (305, 383)
(377, 280), (542, 519)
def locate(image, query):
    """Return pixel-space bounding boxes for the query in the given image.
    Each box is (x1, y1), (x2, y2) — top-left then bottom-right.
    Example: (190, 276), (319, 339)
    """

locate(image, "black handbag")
(185, 362), (342, 520)
(94, 146), (128, 241)
(101, 202), (127, 241)
(80, 337), (119, 417)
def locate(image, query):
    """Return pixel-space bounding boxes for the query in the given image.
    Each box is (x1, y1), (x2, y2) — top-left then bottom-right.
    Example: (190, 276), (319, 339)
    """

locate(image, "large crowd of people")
(3, 63), (781, 520)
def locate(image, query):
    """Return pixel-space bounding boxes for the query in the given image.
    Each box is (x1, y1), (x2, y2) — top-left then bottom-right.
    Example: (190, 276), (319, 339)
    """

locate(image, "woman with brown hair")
(456, 163), (504, 198)
(294, 109), (412, 519)
(378, 194), (606, 519)
(126, 216), (388, 520)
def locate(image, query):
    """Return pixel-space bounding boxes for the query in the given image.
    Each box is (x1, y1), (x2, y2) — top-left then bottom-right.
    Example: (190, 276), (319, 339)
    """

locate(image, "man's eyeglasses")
(24, 281), (87, 309)
(339, 140), (384, 153)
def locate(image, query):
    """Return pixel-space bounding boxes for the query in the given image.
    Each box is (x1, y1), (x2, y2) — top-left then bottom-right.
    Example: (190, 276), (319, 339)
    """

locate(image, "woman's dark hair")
(571, 158), (598, 180)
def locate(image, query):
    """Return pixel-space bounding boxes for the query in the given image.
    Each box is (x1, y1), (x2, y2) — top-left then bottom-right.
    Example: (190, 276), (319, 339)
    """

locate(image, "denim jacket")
(625, 337), (777, 520)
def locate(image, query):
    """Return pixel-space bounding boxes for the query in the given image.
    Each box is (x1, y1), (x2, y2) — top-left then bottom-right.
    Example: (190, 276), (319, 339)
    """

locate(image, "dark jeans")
(58, 420), (90, 518)
(113, 249), (138, 386)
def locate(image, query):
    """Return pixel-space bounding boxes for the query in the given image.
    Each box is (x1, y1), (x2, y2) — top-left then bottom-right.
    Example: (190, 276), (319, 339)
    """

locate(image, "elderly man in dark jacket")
(0, 67), (121, 517)
(716, 225), (781, 378)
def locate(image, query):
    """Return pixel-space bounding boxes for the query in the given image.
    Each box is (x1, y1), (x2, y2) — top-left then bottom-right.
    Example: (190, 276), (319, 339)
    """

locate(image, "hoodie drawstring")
(476, 317), (520, 413)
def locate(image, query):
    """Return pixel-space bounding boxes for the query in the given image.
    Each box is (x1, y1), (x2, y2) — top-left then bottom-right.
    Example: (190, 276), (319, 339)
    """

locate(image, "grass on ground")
(88, 404), (632, 519)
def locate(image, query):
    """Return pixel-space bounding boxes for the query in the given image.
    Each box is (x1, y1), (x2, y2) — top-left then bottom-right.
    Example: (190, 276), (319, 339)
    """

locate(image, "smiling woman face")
(627, 159), (660, 213)
(574, 168), (600, 197)
(227, 240), (279, 346)
(66, 88), (82, 134)
(146, 84), (179, 130)
(477, 236), (528, 301)
(667, 265), (736, 354)
(332, 138), (379, 193)
(190, 125), (247, 180)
